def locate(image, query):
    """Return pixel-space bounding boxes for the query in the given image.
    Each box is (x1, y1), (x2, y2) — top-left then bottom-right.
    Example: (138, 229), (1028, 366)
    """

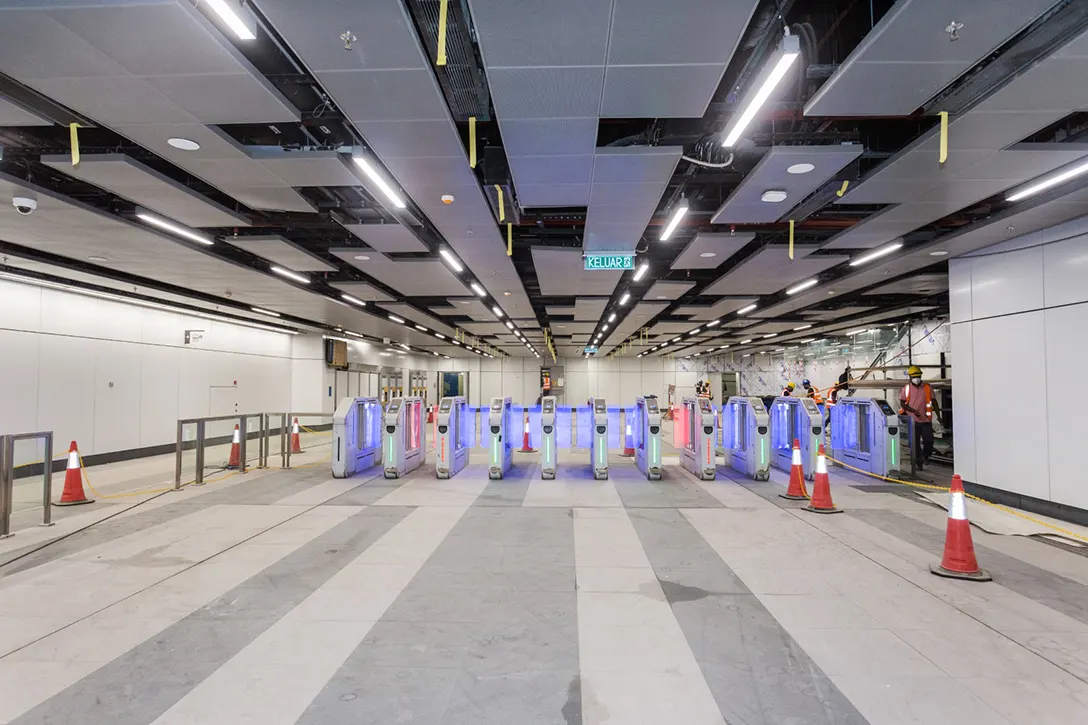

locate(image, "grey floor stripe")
(611, 463), (725, 509)
(850, 509), (1088, 627)
(296, 507), (580, 725)
(324, 465), (421, 505)
(627, 508), (871, 725)
(10, 505), (414, 725)
(190, 465), (334, 505)
(476, 462), (534, 507)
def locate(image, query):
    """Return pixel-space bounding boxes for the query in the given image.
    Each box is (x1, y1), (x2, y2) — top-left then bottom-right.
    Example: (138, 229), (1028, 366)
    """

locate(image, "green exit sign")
(584, 253), (635, 271)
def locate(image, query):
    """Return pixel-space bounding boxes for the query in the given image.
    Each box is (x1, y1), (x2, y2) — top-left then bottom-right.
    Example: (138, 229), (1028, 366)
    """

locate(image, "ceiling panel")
(710, 145), (863, 224)
(573, 298), (609, 320)
(249, 150), (361, 187)
(862, 274), (948, 296)
(341, 224), (427, 253)
(330, 252), (471, 297)
(800, 306), (879, 320)
(487, 67), (605, 120)
(645, 281), (694, 301)
(600, 64), (725, 118)
(226, 235), (338, 273)
(600, 301), (669, 351)
(467, 0), (612, 67)
(674, 297), (759, 321)
(0, 94), (50, 125)
(41, 153), (249, 228)
(671, 232), (754, 269)
(804, 0), (1055, 116)
(500, 119), (599, 157)
(649, 321), (698, 335)
(702, 246), (847, 295)
(383, 303), (457, 337)
(532, 248), (622, 296)
(329, 281), (395, 303)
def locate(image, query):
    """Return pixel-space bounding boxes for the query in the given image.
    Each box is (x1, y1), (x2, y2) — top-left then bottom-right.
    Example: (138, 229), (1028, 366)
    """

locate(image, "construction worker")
(802, 379), (823, 404)
(899, 365), (940, 470)
(782, 381), (796, 397)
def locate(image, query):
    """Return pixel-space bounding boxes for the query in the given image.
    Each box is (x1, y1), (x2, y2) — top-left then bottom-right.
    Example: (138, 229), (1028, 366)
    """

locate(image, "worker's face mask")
(911, 377), (921, 385)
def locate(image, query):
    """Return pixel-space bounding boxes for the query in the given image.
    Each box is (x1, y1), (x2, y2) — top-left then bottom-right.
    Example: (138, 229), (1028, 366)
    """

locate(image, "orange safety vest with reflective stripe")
(806, 386), (824, 405)
(899, 382), (933, 422)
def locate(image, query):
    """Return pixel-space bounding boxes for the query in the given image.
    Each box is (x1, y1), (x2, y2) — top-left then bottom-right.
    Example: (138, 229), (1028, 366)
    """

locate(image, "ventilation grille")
(405, 0), (491, 121)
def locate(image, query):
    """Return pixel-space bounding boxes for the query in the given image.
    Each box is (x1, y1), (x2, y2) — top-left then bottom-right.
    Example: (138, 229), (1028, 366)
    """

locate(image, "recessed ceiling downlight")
(353, 255), (370, 261)
(761, 189), (788, 203)
(786, 163), (814, 175)
(167, 138), (200, 151)
(88, 256), (108, 263)
(699, 252), (717, 258)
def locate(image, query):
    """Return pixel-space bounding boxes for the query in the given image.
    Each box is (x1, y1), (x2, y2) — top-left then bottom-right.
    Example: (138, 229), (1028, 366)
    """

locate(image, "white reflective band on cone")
(68, 451), (79, 468)
(524, 421), (530, 433)
(293, 422), (299, 433)
(792, 448), (802, 466)
(233, 428), (240, 443)
(949, 491), (967, 520)
(816, 454), (828, 475)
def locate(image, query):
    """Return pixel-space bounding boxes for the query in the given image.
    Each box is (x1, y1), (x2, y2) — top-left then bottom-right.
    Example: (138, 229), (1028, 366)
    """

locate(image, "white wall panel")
(641, 371), (665, 403)
(618, 371), (642, 404)
(598, 368), (620, 403)
(93, 340), (143, 454)
(1045, 304), (1088, 509)
(139, 344), (180, 448)
(950, 322), (976, 483)
(973, 311), (1049, 501)
(0, 330), (40, 432)
(947, 258), (972, 324)
(969, 245), (1044, 319)
(36, 334), (97, 454)
(0, 281), (41, 332)
(479, 371), (502, 403)
(1043, 234), (1088, 308)
(566, 369), (588, 407)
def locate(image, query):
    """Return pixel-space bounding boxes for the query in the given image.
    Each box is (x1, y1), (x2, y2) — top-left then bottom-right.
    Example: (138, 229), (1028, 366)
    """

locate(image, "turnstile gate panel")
(540, 396), (558, 479)
(488, 397), (514, 479)
(769, 396), (823, 479)
(557, 406), (573, 449)
(590, 398), (609, 479)
(634, 396), (662, 480)
(384, 397), (425, 479)
(830, 397), (900, 477)
(721, 396), (770, 480)
(607, 408), (622, 449)
(436, 396), (470, 478)
(332, 397), (382, 478)
(576, 404), (593, 449)
(681, 397), (717, 480)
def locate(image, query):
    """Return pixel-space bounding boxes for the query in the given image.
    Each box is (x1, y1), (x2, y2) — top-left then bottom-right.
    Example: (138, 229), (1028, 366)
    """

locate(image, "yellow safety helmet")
(787, 382), (796, 390)
(907, 365), (923, 377)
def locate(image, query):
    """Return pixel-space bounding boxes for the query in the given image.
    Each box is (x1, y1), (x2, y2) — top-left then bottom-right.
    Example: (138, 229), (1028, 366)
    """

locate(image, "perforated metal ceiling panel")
(329, 251), (471, 298)
(329, 281), (395, 303)
(573, 298), (610, 321)
(383, 303), (457, 337)
(0, 94), (50, 125)
(532, 248), (622, 296)
(41, 153), (250, 228)
(226, 236), (337, 273)
(702, 246), (847, 296)
(248, 150), (362, 187)
(805, 0), (1055, 116)
(600, 301), (669, 351)
(710, 145), (864, 224)
(645, 281), (694, 301)
(671, 233), (754, 270)
(583, 147), (682, 252)
(800, 307), (878, 320)
(501, 119), (600, 157)
(862, 274), (948, 296)
(341, 224), (427, 253)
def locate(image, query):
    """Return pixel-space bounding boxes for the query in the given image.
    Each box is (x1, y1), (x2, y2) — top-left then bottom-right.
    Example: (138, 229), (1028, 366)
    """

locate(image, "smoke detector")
(441, 194), (455, 204)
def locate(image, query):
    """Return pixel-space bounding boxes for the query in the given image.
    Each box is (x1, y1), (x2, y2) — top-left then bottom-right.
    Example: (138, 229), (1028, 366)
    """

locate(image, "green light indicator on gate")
(760, 438), (766, 466)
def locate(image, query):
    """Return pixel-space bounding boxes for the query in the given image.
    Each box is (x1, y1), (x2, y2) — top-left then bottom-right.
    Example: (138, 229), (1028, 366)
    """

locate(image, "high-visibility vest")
(807, 387), (824, 405)
(900, 382), (933, 421)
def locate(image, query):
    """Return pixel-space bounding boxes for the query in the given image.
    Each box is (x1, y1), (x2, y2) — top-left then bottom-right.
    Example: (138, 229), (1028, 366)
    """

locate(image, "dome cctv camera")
(13, 194), (37, 216)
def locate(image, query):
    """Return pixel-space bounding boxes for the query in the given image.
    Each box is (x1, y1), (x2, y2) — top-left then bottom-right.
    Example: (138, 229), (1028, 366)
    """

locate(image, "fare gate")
(769, 396), (823, 479)
(590, 398), (609, 480)
(633, 396), (662, 480)
(720, 396), (770, 480)
(331, 397), (382, 478)
(681, 397), (717, 480)
(383, 397), (425, 479)
(540, 396), (558, 479)
(436, 396), (470, 479)
(488, 397), (514, 479)
(830, 397), (900, 477)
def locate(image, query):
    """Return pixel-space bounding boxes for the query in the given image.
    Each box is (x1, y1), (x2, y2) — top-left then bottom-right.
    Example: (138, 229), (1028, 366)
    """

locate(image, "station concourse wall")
(949, 214), (1088, 515)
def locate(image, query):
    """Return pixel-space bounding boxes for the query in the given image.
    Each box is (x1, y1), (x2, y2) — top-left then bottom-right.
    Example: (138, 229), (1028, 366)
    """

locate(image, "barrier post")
(0, 435), (11, 539)
(194, 420), (206, 486)
(174, 420), (184, 490)
(238, 416), (248, 474)
(40, 432), (53, 527)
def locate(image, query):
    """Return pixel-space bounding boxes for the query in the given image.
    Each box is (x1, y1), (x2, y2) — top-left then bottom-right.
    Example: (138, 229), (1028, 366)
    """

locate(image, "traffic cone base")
(518, 422), (536, 453)
(781, 438), (809, 500)
(929, 563), (992, 581)
(803, 502), (843, 514)
(802, 443), (840, 514)
(931, 475), (991, 581)
(56, 442), (93, 506)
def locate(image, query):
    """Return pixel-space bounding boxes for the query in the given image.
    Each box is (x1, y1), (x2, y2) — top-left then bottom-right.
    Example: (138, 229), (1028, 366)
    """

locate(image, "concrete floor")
(1, 447), (1087, 724)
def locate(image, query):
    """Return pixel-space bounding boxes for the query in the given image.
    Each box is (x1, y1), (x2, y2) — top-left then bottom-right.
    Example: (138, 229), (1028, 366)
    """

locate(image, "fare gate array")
(719, 396), (771, 480)
(830, 397), (900, 477)
(769, 396), (823, 480)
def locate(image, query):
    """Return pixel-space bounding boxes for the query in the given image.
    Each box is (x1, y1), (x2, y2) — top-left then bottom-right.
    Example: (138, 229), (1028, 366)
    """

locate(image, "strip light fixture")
(388, 314), (405, 324)
(737, 303), (758, 315)
(251, 307), (280, 318)
(786, 279), (818, 295)
(660, 198), (689, 241)
(470, 283), (486, 296)
(793, 324), (812, 331)
(619, 293), (631, 305)
(633, 262), (649, 281)
(205, 0), (256, 40)
(352, 151), (406, 209)
(136, 210), (213, 246)
(341, 293), (366, 307)
(850, 241), (903, 267)
(439, 249), (464, 272)
(1007, 157), (1088, 202)
(270, 266), (309, 284)
(721, 33), (801, 148)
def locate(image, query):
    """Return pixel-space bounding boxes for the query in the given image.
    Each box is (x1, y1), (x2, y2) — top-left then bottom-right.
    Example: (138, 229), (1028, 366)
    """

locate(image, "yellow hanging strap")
(69, 123), (80, 166)
(507, 223), (513, 256)
(938, 111), (949, 164)
(836, 180), (849, 197)
(788, 220), (795, 260)
(468, 116), (477, 168)
(436, 0), (449, 66)
(495, 184), (505, 222)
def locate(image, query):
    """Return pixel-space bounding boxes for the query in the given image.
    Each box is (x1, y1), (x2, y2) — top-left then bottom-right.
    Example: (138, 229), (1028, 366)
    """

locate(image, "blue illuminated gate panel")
(528, 405), (542, 448)
(575, 405), (592, 448)
(607, 408), (621, 449)
(464, 407), (480, 449)
(557, 407), (573, 449)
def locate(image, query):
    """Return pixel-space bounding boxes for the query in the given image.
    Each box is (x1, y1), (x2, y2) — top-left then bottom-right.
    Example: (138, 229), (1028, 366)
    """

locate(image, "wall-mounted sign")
(583, 346), (599, 354)
(184, 330), (205, 345)
(583, 253), (635, 271)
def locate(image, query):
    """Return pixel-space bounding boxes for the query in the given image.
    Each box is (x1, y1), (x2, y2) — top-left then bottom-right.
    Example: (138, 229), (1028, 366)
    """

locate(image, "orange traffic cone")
(56, 441), (94, 506)
(931, 475), (992, 581)
(803, 444), (841, 514)
(621, 423), (634, 457)
(519, 420), (536, 453)
(780, 438), (809, 500)
(227, 425), (242, 469)
(291, 418), (303, 454)
(427, 406), (434, 424)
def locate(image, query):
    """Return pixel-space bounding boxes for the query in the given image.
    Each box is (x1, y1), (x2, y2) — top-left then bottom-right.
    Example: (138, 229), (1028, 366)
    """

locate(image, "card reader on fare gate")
(540, 396), (557, 479)
(590, 398), (609, 480)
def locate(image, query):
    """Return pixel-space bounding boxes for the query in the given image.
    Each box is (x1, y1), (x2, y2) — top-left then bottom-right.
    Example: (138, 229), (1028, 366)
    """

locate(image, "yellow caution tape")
(507, 222), (513, 256)
(69, 123), (80, 166)
(468, 116), (477, 168)
(436, 0), (449, 66)
(836, 180), (849, 197)
(495, 184), (505, 222)
(938, 111), (949, 164)
(788, 219), (795, 260)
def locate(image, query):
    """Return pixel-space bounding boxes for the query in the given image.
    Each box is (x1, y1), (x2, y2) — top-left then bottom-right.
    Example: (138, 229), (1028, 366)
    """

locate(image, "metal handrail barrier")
(0, 430), (55, 538)
(173, 414), (255, 490)
(261, 412), (331, 469)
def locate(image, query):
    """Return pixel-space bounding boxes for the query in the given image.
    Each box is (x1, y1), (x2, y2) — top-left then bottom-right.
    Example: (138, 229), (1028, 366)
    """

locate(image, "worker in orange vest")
(802, 379), (823, 404)
(899, 365), (941, 470)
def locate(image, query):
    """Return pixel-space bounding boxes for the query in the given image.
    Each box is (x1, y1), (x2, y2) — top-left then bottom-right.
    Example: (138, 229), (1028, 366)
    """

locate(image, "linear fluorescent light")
(848, 329), (868, 336)
(323, 335), (351, 343)
(341, 293), (366, 307)
(721, 33), (801, 148)
(801, 338), (817, 343)
(493, 306), (504, 317)
(737, 303), (757, 315)
(251, 307), (280, 318)
(1007, 158), (1088, 202)
(786, 279), (818, 295)
(850, 241), (903, 267)
(660, 198), (689, 241)
(671, 336), (682, 342)
(793, 324), (812, 331)
(451, 340), (460, 345)
(414, 325), (427, 331)
(352, 153), (406, 209)
(435, 332), (445, 339)
(602, 324), (609, 331)
(470, 283), (486, 296)
(505, 321), (514, 329)
(388, 314), (405, 324)
(344, 330), (363, 338)
(608, 313), (617, 322)
(399, 343), (410, 351)
(633, 263), (649, 281)
(270, 266), (309, 284)
(707, 319), (720, 327)
(689, 328), (701, 335)
(763, 333), (777, 339)
(439, 249), (463, 273)
(136, 211), (213, 246)
(205, 0), (256, 40)
(740, 339), (753, 344)
(620, 293), (631, 305)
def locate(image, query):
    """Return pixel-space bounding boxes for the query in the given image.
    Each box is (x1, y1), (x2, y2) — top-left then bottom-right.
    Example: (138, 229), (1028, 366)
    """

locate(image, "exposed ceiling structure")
(1, 0), (1087, 364)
